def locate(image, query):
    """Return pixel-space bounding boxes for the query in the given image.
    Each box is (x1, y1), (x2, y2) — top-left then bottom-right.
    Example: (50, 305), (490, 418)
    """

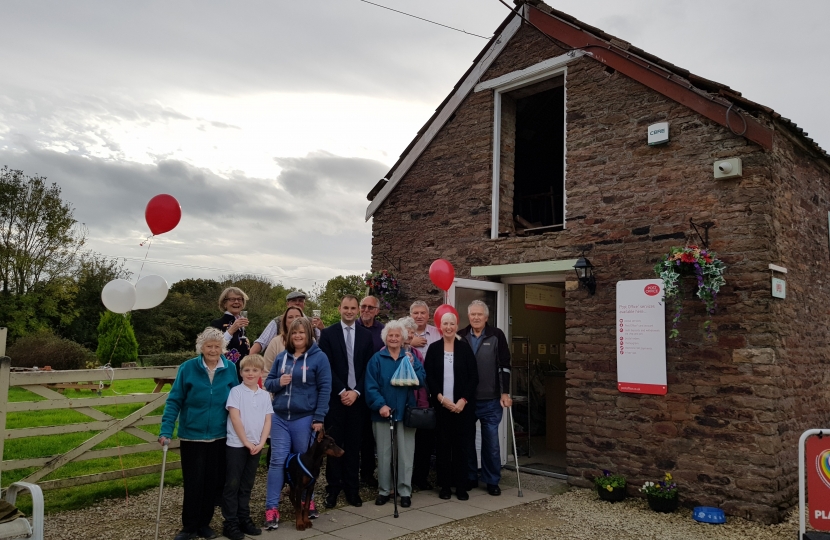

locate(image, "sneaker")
(308, 500), (320, 519)
(264, 508), (279, 531)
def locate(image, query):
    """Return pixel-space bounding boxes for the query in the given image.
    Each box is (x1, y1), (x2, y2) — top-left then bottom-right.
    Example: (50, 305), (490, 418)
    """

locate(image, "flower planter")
(597, 485), (626, 502)
(647, 494), (679, 513)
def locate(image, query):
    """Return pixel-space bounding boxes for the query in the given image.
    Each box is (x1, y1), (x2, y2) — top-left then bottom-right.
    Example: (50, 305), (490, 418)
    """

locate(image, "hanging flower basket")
(364, 269), (400, 316)
(653, 246), (726, 339)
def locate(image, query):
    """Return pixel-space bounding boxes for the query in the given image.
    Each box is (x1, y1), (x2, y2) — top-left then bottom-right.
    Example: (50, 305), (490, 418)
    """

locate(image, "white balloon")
(134, 275), (169, 310)
(101, 279), (136, 314)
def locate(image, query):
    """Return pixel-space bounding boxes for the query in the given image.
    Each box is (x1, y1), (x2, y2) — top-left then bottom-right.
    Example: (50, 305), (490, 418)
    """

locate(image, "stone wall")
(370, 22), (829, 523)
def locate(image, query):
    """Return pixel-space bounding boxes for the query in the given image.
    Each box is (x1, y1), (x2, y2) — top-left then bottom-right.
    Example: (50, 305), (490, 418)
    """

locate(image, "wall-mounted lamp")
(573, 254), (596, 295)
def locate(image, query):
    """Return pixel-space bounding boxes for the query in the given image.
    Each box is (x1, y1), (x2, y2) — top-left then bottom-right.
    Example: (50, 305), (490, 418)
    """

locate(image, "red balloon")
(429, 259), (455, 291)
(433, 304), (459, 329)
(145, 194), (182, 235)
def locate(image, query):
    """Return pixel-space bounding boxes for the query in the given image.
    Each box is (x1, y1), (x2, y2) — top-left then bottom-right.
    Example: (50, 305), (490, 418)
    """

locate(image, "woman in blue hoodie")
(364, 319), (426, 508)
(159, 327), (239, 540)
(262, 316), (332, 530)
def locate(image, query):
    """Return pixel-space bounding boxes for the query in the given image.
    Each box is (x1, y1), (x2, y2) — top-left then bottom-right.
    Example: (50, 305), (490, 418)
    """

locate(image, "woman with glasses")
(211, 287), (250, 380)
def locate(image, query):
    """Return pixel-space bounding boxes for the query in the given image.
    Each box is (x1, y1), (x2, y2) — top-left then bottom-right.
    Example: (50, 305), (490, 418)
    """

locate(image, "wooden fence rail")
(0, 357), (182, 491)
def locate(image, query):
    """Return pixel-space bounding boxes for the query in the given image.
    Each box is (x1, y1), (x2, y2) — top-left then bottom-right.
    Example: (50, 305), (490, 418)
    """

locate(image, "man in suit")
(318, 295), (374, 508)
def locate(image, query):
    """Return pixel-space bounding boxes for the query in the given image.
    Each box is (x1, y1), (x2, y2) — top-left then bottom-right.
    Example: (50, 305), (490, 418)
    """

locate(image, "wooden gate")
(0, 357), (182, 490)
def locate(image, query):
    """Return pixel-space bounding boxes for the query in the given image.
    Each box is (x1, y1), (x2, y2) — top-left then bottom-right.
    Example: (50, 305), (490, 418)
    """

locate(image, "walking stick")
(507, 407), (523, 497)
(154, 441), (169, 540)
(389, 411), (399, 518)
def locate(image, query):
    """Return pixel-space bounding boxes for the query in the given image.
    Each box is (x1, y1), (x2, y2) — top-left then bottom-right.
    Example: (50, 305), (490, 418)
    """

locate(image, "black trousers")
(180, 439), (226, 532)
(360, 406), (376, 479)
(221, 446), (261, 525)
(412, 426), (435, 486)
(435, 408), (474, 491)
(325, 398), (364, 497)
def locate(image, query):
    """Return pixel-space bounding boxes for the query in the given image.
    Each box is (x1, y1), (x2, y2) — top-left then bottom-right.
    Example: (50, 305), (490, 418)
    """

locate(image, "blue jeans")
(265, 415), (313, 509)
(467, 398), (503, 486)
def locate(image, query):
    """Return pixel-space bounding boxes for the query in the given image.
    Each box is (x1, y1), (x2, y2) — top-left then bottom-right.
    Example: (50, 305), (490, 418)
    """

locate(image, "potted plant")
(594, 470), (626, 502)
(640, 472), (679, 513)
(653, 245), (726, 339)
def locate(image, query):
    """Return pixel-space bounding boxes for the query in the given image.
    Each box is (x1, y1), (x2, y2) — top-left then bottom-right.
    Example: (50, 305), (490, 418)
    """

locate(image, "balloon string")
(139, 234), (154, 247)
(136, 238), (153, 282)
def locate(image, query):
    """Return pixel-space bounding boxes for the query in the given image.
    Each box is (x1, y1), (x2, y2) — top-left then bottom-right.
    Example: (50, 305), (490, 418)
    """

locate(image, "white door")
(448, 278), (509, 467)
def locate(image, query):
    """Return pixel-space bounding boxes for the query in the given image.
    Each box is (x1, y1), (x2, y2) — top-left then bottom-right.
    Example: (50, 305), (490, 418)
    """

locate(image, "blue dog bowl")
(693, 506), (726, 524)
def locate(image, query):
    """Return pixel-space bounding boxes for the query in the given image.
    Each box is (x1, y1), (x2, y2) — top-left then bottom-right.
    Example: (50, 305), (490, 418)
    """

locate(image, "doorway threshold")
(505, 462), (568, 480)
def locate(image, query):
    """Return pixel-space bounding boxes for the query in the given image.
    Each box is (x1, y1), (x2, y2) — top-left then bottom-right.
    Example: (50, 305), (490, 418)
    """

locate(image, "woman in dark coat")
(424, 311), (479, 501)
(211, 286), (250, 379)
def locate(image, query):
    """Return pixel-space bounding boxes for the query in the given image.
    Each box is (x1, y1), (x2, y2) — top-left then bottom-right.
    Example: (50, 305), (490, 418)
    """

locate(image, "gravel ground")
(43, 467), (801, 540)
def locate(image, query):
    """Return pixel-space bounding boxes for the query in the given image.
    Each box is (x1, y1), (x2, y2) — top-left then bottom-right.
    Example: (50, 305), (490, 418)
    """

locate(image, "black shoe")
(487, 484), (501, 496)
(439, 487), (452, 500)
(400, 496), (411, 508)
(375, 494), (390, 506)
(221, 523), (244, 540)
(174, 532), (196, 540)
(345, 493), (363, 507)
(361, 476), (379, 488)
(196, 526), (218, 539)
(456, 490), (469, 501)
(324, 492), (339, 508)
(240, 518), (262, 536)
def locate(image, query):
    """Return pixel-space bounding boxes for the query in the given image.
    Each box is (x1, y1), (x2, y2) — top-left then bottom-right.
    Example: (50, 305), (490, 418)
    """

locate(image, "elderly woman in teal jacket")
(159, 327), (238, 540)
(364, 319), (426, 508)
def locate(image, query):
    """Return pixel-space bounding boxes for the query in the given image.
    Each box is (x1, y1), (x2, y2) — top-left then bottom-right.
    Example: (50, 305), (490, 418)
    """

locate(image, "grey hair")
(218, 286), (248, 311)
(196, 327), (227, 355)
(440, 312), (458, 325)
(399, 316), (417, 331)
(381, 319), (409, 343)
(467, 299), (490, 317)
(409, 300), (429, 314)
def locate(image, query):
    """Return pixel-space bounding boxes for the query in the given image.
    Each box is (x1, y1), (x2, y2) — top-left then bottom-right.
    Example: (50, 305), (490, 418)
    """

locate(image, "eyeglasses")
(227, 297), (244, 303)
(360, 305), (379, 311)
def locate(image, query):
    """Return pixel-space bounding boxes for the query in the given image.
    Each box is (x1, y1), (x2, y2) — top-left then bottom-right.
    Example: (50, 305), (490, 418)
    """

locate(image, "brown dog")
(285, 429), (344, 530)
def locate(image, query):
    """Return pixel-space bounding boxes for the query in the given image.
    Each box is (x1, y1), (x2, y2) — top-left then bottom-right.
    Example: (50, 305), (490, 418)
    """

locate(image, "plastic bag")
(390, 354), (419, 386)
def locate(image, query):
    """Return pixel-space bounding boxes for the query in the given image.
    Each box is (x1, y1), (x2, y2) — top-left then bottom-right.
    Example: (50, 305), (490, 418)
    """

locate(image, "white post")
(0, 327), (6, 357)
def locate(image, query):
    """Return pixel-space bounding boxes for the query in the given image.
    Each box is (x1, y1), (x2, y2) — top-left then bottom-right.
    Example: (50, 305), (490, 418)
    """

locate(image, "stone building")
(365, 0), (830, 523)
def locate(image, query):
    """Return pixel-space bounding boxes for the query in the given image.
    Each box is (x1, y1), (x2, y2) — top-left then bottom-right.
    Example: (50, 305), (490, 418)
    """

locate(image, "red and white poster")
(616, 279), (667, 395)
(807, 435), (830, 530)
(524, 284), (565, 313)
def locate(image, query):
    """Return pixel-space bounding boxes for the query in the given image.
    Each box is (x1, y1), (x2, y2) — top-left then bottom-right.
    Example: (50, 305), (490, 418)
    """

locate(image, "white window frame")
(475, 51), (584, 239)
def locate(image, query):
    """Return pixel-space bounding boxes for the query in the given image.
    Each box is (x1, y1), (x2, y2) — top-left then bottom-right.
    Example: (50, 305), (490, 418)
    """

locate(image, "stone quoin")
(366, 0), (830, 524)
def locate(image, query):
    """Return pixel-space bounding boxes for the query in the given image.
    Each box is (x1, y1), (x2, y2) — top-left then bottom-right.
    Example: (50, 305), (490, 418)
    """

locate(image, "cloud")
(0, 147), (385, 286)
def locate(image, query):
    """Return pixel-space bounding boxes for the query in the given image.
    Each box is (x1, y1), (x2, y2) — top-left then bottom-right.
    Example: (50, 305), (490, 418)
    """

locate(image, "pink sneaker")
(264, 507), (279, 530)
(309, 500), (319, 519)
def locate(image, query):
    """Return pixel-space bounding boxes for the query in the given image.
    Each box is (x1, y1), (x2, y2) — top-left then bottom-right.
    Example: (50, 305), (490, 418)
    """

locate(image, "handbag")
(404, 404), (436, 430)
(403, 381), (436, 429)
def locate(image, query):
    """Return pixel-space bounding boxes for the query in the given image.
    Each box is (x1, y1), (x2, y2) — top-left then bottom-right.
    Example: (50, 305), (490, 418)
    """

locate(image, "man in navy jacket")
(318, 295), (374, 508)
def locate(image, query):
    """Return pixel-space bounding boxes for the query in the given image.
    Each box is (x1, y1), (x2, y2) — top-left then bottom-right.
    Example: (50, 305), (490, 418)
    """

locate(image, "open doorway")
(508, 282), (567, 477)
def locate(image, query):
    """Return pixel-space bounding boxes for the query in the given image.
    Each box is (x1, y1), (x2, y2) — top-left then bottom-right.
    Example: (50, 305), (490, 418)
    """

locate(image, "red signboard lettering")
(807, 436), (830, 530)
(643, 284), (661, 296)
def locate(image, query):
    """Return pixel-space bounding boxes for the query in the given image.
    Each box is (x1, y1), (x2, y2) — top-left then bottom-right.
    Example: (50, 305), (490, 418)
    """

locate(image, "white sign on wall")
(771, 277), (786, 299)
(616, 279), (667, 395)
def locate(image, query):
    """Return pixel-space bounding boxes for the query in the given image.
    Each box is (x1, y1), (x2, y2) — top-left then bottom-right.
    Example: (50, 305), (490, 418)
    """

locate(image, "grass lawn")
(3, 378), (184, 514)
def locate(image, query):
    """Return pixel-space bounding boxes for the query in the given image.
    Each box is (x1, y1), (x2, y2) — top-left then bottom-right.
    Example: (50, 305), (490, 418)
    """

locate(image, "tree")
(311, 275), (366, 325)
(96, 311), (138, 367)
(62, 254), (131, 349)
(131, 278), (223, 355)
(0, 166), (86, 295)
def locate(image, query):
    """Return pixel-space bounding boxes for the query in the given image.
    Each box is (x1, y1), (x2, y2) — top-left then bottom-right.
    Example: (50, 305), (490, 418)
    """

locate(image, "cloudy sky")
(1, 0), (828, 292)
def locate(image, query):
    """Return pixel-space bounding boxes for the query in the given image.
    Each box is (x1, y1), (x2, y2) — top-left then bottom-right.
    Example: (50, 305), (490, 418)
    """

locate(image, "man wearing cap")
(249, 290), (321, 355)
